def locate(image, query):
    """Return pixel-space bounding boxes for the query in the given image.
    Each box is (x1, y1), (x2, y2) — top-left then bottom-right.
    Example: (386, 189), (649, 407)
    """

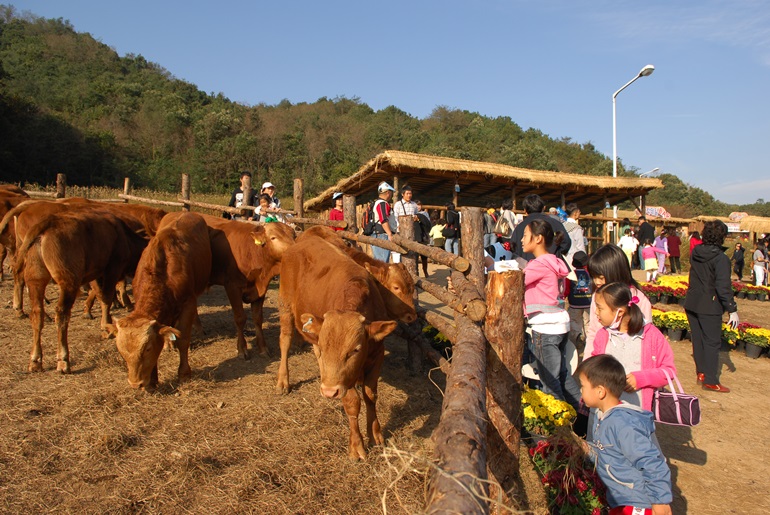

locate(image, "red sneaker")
(697, 373), (705, 384)
(702, 383), (730, 393)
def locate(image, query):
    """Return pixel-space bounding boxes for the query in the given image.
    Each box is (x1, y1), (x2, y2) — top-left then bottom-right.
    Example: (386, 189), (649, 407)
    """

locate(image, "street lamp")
(638, 167), (660, 213)
(611, 64), (655, 224)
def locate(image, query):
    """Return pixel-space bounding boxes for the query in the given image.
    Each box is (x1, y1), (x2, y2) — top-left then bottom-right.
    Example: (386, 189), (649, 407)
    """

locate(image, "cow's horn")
(302, 317), (314, 333)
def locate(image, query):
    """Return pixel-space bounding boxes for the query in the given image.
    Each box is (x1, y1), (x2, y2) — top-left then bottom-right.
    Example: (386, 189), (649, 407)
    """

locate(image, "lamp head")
(639, 64), (655, 77)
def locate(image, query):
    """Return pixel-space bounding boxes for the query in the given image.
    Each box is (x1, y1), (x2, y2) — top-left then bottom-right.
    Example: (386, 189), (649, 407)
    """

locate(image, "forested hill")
(0, 7), (761, 216)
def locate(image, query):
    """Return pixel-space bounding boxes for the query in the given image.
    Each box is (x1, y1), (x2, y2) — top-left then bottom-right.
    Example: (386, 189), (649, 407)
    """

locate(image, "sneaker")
(702, 383), (730, 393)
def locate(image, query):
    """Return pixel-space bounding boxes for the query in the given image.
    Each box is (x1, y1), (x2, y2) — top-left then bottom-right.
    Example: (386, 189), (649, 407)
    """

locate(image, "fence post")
(484, 271), (525, 506)
(460, 207), (485, 295)
(123, 177), (131, 203)
(293, 178), (304, 229)
(342, 194), (357, 234)
(181, 174), (191, 211)
(242, 174), (253, 218)
(398, 214), (422, 373)
(55, 173), (66, 198)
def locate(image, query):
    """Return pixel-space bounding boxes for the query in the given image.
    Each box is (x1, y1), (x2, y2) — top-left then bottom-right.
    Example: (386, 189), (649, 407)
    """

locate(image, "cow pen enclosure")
(2, 173), (535, 513)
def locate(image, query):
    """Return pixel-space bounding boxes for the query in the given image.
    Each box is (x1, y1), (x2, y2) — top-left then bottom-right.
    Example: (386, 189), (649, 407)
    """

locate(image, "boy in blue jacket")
(577, 355), (673, 515)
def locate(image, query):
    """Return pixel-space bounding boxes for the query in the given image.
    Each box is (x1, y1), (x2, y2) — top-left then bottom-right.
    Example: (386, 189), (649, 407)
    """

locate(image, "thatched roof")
(740, 216), (770, 234)
(303, 150), (664, 213)
(616, 209), (695, 225)
(694, 215), (731, 223)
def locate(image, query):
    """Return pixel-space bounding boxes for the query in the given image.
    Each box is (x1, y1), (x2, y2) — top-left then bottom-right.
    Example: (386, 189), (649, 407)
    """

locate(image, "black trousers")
(685, 310), (722, 385)
(669, 256), (681, 274)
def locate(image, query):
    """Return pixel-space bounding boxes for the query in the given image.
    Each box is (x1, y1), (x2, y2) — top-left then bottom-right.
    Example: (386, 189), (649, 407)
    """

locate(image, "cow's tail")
(15, 216), (57, 274)
(0, 199), (37, 241)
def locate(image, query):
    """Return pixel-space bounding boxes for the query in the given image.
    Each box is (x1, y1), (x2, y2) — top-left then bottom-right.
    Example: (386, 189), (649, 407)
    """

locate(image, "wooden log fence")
(23, 174), (527, 513)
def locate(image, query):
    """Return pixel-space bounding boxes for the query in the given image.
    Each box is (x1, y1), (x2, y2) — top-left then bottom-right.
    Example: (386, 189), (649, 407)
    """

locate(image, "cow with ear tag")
(277, 236), (398, 460)
(107, 212), (212, 390)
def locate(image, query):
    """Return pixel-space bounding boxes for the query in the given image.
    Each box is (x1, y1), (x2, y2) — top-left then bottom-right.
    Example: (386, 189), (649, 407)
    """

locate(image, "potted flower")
(521, 387), (577, 438)
(741, 327), (770, 359)
(529, 432), (607, 514)
(657, 286), (674, 305)
(671, 287), (688, 306)
(651, 308), (668, 331)
(722, 324), (741, 351)
(641, 284), (660, 304)
(663, 311), (689, 341)
(745, 285), (759, 301)
(757, 285), (770, 301)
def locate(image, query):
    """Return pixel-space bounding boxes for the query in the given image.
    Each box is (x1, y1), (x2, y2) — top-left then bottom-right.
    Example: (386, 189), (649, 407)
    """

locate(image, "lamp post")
(638, 167), (660, 214)
(612, 64), (655, 222)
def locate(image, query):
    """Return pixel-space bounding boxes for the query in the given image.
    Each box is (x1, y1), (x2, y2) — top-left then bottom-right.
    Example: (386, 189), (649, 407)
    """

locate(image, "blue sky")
(12, 1), (770, 205)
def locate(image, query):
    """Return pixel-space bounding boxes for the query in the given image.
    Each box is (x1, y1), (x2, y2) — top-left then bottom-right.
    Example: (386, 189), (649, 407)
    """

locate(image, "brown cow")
(297, 226), (416, 323)
(109, 212), (212, 389)
(16, 209), (148, 373)
(201, 215), (295, 358)
(0, 196), (34, 280)
(0, 184), (29, 197)
(277, 236), (397, 460)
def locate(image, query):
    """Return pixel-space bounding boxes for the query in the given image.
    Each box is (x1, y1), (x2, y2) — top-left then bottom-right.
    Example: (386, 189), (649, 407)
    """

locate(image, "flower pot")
(736, 291), (746, 299)
(747, 293), (758, 301)
(745, 342), (763, 359)
(659, 294), (671, 304)
(677, 297), (687, 307)
(759, 293), (767, 302)
(647, 294), (659, 304)
(667, 329), (684, 341)
(735, 339), (746, 352)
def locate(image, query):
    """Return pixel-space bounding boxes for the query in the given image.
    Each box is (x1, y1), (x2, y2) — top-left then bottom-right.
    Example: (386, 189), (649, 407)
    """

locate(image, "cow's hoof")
(15, 310), (28, 319)
(275, 385), (289, 395)
(370, 433), (385, 448)
(348, 445), (366, 461)
(84, 312), (94, 320)
(28, 361), (43, 373)
(56, 361), (71, 374)
(239, 348), (251, 361)
(178, 370), (192, 383)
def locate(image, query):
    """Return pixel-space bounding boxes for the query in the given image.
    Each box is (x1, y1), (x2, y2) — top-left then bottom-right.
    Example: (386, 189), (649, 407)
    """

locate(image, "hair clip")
(628, 296), (639, 307)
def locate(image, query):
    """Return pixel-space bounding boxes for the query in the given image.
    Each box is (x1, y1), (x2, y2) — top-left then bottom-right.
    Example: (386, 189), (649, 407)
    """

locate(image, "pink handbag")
(652, 369), (701, 427)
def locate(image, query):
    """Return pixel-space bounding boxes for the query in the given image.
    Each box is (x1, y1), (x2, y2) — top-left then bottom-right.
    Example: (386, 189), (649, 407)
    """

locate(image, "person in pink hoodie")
(523, 219), (580, 409)
(591, 282), (676, 415)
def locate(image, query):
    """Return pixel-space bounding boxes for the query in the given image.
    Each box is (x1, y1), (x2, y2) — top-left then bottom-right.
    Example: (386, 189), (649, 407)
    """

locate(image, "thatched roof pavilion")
(304, 150), (664, 213)
(740, 216), (770, 234)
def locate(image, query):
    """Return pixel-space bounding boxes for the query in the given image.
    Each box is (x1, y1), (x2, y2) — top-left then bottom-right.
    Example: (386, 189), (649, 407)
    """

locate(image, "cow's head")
(249, 222), (296, 296)
(364, 262), (417, 323)
(108, 316), (181, 391)
(300, 311), (396, 400)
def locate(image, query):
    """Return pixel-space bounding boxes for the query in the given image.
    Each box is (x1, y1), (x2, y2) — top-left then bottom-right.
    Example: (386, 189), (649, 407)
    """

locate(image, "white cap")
(332, 192), (343, 200)
(378, 181), (395, 193)
(261, 182), (275, 190)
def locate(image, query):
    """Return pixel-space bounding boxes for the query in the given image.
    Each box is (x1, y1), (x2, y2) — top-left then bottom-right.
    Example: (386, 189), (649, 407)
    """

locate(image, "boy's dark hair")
(576, 354), (627, 398)
(595, 282), (645, 335)
(522, 194), (545, 215)
(587, 244), (640, 289)
(638, 215), (646, 222)
(437, 218), (447, 225)
(401, 185), (412, 193)
(690, 231), (700, 240)
(701, 220), (728, 246)
(445, 202), (455, 211)
(565, 203), (579, 216)
(572, 251), (588, 268)
(527, 219), (554, 246)
(501, 198), (513, 210)
(240, 171), (252, 179)
(624, 228), (631, 236)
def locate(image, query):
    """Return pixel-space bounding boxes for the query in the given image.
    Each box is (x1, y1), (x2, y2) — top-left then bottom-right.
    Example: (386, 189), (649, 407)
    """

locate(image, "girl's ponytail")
(596, 282), (645, 335)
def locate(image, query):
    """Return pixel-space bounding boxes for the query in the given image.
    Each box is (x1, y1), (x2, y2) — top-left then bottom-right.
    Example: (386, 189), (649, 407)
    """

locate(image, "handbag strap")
(661, 368), (686, 396)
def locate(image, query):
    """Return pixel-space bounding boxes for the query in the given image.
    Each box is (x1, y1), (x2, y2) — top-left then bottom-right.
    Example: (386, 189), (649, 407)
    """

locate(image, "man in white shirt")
(391, 186), (418, 263)
(563, 203), (586, 265)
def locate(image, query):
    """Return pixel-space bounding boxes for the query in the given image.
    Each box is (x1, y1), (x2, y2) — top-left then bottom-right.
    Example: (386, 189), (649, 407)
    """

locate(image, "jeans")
(528, 330), (581, 410)
(371, 233), (391, 262)
(483, 233), (497, 248)
(638, 246), (645, 270)
(444, 237), (459, 255)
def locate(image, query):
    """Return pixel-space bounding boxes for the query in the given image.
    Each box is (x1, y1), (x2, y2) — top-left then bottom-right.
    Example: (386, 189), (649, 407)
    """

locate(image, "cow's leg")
(191, 308), (204, 339)
(0, 245), (6, 281)
(83, 282), (97, 319)
(27, 278), (47, 372)
(93, 279), (117, 337)
(250, 296), (269, 356)
(116, 279), (132, 310)
(362, 351), (385, 448)
(275, 308), (294, 394)
(224, 285), (250, 360)
(175, 302), (196, 382)
(13, 265), (26, 318)
(54, 284), (78, 374)
(341, 388), (366, 461)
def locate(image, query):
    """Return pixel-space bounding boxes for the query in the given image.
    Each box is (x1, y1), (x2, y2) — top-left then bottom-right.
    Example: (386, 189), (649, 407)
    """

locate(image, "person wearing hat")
(329, 192), (344, 231)
(371, 181), (395, 262)
(227, 171), (259, 220)
(260, 181), (284, 222)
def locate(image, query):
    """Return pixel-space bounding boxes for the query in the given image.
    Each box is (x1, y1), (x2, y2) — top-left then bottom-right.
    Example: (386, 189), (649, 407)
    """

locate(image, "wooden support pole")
(426, 314), (488, 515)
(561, 190), (566, 209)
(484, 270), (525, 505)
(393, 176), (400, 203)
(343, 194), (357, 234)
(399, 214), (423, 373)
(391, 234), (470, 272)
(55, 173), (66, 198)
(511, 185), (516, 211)
(123, 177), (131, 203)
(414, 276), (486, 323)
(460, 207), (485, 296)
(119, 194), (185, 208)
(450, 271), (487, 322)
(452, 181), (459, 208)
(181, 173), (191, 211)
(241, 174), (253, 218)
(293, 178), (304, 221)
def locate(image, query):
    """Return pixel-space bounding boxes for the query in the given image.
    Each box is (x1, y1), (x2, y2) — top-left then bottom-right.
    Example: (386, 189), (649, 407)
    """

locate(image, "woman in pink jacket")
(591, 282), (676, 413)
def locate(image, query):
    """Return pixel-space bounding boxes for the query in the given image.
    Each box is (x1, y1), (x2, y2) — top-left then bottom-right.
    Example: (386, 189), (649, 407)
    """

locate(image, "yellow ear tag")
(252, 234), (265, 246)
(169, 333), (177, 341)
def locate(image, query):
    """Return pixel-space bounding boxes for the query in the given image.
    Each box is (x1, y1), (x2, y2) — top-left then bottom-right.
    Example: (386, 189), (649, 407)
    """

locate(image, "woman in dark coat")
(731, 242), (745, 281)
(685, 221), (738, 393)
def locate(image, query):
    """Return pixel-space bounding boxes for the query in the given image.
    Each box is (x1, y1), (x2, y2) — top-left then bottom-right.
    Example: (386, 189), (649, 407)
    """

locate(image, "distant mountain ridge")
(0, 6), (763, 217)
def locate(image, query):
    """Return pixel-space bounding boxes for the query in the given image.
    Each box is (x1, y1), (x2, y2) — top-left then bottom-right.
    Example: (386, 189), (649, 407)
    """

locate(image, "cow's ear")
(251, 226), (267, 246)
(363, 262), (387, 282)
(366, 320), (398, 342)
(159, 326), (182, 349)
(300, 313), (322, 335)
